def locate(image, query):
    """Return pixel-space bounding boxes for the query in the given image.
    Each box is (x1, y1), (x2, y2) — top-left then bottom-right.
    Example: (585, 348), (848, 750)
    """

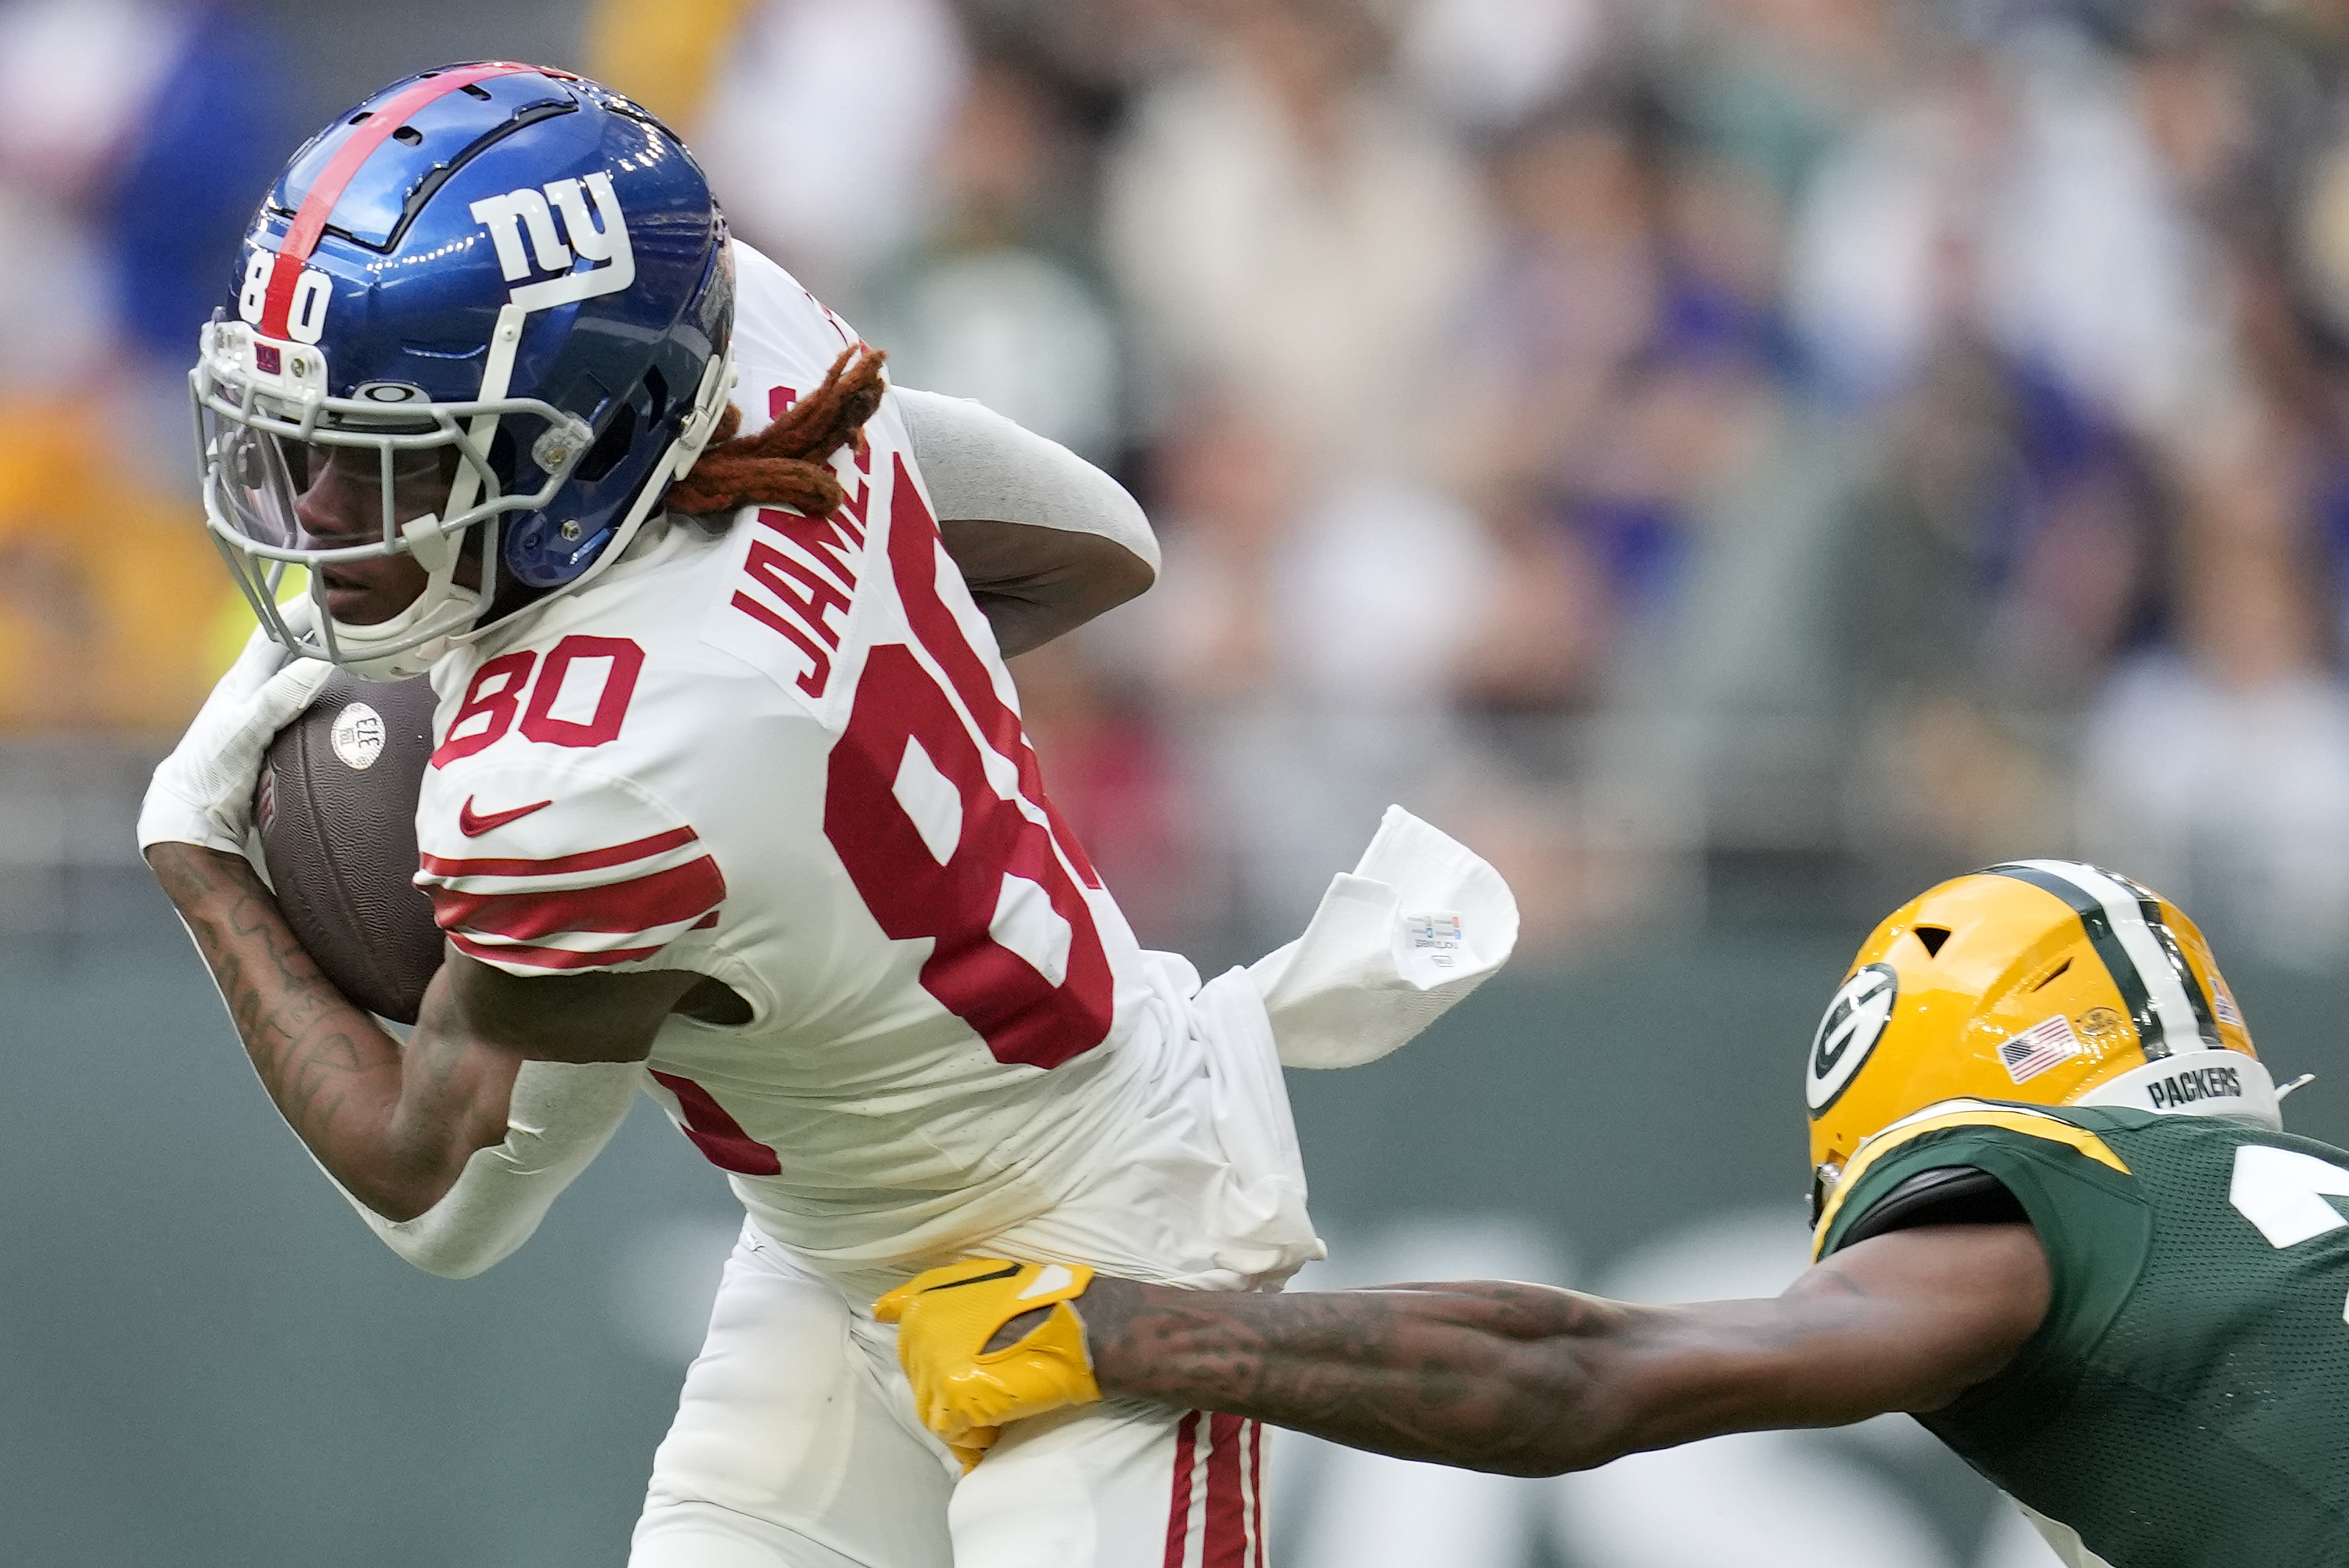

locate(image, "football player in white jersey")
(137, 63), (1517, 1567)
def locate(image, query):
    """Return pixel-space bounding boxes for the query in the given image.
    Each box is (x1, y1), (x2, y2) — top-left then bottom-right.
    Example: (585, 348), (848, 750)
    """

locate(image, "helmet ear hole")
(577, 398), (639, 482)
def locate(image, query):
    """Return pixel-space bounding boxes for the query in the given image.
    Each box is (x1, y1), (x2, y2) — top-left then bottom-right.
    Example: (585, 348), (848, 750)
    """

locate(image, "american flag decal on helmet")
(1998, 1014), (2088, 1084)
(1985, 860), (2224, 1063)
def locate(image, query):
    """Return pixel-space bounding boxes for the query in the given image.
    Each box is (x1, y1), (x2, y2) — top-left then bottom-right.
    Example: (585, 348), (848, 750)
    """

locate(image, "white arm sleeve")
(893, 386), (1160, 576)
(324, 1060), (642, 1279)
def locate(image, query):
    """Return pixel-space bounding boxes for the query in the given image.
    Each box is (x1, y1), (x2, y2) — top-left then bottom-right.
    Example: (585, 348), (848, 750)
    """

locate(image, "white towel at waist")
(1248, 804), (1519, 1070)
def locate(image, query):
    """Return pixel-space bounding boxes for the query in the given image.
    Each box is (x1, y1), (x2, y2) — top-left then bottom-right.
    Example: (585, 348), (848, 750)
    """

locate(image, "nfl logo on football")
(329, 703), (387, 772)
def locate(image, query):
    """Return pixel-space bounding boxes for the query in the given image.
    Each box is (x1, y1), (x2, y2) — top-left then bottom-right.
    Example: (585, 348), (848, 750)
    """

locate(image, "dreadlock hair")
(665, 342), (888, 522)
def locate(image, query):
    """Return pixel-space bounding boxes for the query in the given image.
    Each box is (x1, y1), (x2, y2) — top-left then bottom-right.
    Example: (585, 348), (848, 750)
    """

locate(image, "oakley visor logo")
(470, 170), (635, 311)
(1808, 962), (1898, 1114)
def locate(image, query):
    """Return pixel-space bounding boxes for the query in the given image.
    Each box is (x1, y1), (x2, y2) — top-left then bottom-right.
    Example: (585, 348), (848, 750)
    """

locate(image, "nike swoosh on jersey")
(458, 796), (555, 836)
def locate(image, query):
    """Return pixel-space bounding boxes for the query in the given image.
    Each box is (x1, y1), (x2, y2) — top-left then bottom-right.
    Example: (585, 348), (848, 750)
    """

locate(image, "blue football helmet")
(191, 61), (738, 678)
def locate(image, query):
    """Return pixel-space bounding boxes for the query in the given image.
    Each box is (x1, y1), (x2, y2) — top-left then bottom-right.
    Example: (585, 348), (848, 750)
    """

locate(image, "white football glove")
(138, 621), (334, 856)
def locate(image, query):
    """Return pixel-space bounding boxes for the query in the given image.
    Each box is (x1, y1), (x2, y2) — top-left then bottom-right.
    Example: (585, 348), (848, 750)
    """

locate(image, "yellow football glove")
(874, 1257), (1103, 1472)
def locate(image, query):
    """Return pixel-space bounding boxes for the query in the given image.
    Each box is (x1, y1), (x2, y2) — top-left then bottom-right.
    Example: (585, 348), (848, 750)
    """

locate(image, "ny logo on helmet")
(1808, 963), (1898, 1115)
(469, 170), (636, 313)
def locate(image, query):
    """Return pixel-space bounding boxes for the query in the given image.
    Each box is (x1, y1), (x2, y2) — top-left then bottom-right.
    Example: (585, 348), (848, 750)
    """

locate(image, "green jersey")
(1815, 1100), (2349, 1568)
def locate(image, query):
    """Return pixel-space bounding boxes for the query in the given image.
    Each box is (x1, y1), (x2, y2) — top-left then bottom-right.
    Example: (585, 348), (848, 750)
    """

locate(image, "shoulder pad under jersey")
(1814, 1099), (2131, 1259)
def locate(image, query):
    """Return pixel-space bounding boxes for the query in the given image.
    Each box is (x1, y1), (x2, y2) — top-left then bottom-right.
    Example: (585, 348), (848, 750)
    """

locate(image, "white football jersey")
(413, 245), (1310, 1292)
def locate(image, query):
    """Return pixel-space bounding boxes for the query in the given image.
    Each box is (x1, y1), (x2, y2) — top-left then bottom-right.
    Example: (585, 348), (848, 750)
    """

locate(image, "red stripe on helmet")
(257, 61), (540, 338)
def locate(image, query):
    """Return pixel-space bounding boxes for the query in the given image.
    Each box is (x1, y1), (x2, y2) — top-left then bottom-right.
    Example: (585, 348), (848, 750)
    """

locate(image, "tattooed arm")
(1049, 1225), (2049, 1476)
(147, 843), (703, 1221)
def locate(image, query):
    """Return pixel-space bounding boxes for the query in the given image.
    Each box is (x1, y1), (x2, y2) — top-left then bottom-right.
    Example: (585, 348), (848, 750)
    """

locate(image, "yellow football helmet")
(1806, 859), (2275, 1219)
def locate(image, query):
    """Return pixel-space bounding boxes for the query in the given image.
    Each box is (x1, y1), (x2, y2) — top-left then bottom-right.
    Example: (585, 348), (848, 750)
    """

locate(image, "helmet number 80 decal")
(237, 251), (333, 345)
(1808, 963), (1899, 1115)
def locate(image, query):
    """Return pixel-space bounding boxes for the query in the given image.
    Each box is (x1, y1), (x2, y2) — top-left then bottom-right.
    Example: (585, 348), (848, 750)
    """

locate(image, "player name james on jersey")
(719, 383), (874, 702)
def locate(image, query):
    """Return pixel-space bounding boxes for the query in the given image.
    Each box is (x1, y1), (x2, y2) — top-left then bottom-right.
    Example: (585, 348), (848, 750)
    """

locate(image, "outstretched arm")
(884, 1225), (2049, 1476)
(1080, 1225), (2049, 1474)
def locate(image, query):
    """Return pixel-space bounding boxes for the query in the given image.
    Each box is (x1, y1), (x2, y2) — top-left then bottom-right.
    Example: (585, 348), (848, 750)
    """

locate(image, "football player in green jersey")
(877, 859), (2349, 1568)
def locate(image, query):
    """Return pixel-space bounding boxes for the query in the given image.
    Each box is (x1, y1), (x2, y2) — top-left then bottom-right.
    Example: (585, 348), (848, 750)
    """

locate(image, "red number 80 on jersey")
(423, 454), (1117, 1077)
(822, 458), (1115, 1071)
(826, 642), (1114, 1070)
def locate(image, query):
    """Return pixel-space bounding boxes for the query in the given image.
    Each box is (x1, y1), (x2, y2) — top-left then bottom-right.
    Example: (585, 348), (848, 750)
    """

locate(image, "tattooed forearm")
(1075, 1278), (1631, 1477)
(156, 847), (394, 1116)
(147, 843), (515, 1218)
(1063, 1225), (2051, 1473)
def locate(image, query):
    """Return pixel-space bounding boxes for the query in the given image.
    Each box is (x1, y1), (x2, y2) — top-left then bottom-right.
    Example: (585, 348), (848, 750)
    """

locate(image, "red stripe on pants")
(1162, 1411), (1202, 1568)
(1203, 1413), (1250, 1567)
(1249, 1419), (1268, 1567)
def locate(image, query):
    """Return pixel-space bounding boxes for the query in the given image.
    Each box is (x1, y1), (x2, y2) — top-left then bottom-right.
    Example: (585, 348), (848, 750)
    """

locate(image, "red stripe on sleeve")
(258, 62), (531, 336)
(1163, 1411), (1201, 1568)
(1203, 1413), (1249, 1568)
(446, 932), (668, 970)
(429, 855), (725, 940)
(419, 825), (699, 879)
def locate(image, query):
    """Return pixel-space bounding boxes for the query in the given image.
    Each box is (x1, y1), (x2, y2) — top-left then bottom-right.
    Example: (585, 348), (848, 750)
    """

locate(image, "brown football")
(256, 668), (445, 1024)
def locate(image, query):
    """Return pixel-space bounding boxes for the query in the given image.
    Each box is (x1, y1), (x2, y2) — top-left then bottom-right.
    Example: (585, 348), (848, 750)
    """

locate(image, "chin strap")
(673, 343), (741, 475)
(382, 336), (740, 672)
(443, 305), (528, 521)
(314, 509), (487, 680)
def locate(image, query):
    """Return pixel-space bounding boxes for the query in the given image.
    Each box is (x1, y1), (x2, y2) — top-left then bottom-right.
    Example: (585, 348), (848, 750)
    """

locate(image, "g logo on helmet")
(1808, 963), (1898, 1115)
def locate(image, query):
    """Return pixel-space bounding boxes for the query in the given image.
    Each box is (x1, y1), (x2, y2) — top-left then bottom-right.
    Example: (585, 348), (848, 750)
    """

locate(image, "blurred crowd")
(16, 0), (2349, 965)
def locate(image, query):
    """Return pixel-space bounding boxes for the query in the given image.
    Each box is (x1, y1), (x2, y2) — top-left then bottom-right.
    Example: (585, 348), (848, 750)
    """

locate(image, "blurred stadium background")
(9, 0), (2349, 1562)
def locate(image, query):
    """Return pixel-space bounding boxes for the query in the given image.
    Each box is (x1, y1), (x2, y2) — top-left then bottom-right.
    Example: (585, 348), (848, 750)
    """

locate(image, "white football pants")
(628, 1221), (1270, 1568)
